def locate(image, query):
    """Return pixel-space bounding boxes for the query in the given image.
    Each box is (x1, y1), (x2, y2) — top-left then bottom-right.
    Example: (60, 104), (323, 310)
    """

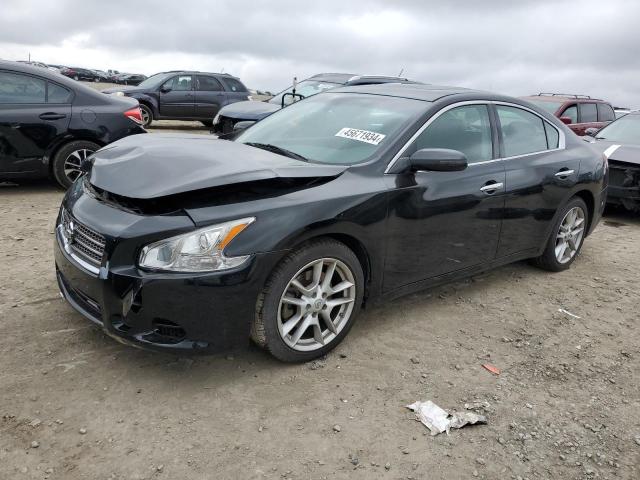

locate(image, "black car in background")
(55, 83), (606, 362)
(0, 61), (145, 188)
(211, 73), (420, 136)
(584, 111), (640, 212)
(102, 71), (250, 127)
(60, 67), (101, 82)
(116, 74), (147, 86)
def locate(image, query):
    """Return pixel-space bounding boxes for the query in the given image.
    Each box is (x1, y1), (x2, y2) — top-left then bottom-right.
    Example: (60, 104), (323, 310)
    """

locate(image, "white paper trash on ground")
(406, 400), (487, 436)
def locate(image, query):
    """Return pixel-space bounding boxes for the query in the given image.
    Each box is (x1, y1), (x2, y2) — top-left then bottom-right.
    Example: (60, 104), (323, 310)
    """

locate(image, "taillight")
(124, 107), (143, 125)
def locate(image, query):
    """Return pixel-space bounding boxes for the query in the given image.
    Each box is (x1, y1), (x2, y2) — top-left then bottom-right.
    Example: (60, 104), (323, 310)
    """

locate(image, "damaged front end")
(607, 160), (640, 212)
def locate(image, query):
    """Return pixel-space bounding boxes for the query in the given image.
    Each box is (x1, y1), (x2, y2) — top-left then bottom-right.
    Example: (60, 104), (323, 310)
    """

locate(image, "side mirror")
(233, 120), (256, 132)
(584, 127), (599, 137)
(281, 92), (304, 107)
(408, 148), (468, 172)
(559, 116), (572, 125)
(160, 86), (172, 93)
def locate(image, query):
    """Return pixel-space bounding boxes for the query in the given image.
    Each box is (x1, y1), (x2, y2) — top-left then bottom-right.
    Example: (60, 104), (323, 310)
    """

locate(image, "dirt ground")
(1, 110), (639, 479)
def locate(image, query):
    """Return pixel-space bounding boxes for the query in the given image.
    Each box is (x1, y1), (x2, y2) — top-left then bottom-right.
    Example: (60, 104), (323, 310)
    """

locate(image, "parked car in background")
(583, 111), (640, 212)
(54, 83), (606, 361)
(211, 73), (420, 137)
(116, 73), (147, 86)
(91, 70), (110, 82)
(60, 67), (100, 82)
(614, 107), (631, 118)
(102, 70), (250, 127)
(16, 60), (49, 69)
(0, 60), (145, 188)
(47, 64), (65, 73)
(521, 93), (615, 136)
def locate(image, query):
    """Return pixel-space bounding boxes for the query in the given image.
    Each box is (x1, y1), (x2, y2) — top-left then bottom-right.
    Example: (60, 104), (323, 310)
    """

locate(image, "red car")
(521, 93), (615, 136)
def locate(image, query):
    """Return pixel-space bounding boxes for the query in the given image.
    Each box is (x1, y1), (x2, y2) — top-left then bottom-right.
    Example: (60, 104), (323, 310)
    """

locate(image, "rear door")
(159, 75), (195, 118)
(495, 103), (580, 257)
(0, 70), (71, 175)
(195, 75), (226, 119)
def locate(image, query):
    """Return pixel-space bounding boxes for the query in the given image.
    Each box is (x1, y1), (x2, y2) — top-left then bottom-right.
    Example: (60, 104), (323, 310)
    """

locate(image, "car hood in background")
(587, 139), (640, 165)
(88, 134), (347, 199)
(219, 100), (281, 121)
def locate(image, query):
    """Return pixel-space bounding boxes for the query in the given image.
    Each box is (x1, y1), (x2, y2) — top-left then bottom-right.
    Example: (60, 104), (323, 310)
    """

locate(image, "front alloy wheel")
(252, 239), (364, 362)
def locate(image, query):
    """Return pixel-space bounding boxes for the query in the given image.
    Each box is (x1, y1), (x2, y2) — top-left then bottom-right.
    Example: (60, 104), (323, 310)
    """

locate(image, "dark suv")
(102, 71), (250, 127)
(521, 93), (615, 136)
(211, 73), (420, 136)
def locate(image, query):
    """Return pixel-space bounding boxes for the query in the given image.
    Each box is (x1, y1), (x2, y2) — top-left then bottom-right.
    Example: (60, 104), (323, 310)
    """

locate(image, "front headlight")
(138, 217), (255, 272)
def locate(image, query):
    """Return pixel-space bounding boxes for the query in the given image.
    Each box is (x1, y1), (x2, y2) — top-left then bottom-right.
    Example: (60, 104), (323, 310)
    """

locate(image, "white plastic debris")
(558, 308), (581, 319)
(406, 400), (487, 436)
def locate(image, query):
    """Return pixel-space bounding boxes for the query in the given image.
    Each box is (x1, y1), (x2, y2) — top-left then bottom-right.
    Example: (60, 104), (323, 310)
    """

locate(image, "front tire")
(140, 104), (153, 127)
(252, 239), (364, 362)
(51, 140), (99, 189)
(531, 197), (588, 272)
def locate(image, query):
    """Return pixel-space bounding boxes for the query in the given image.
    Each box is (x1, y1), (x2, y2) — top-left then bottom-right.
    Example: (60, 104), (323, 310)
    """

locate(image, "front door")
(383, 103), (505, 291)
(0, 70), (71, 175)
(494, 104), (581, 256)
(195, 75), (226, 119)
(159, 75), (195, 118)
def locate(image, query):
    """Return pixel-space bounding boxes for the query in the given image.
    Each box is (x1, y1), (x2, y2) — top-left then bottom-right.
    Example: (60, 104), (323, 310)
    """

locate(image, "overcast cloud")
(1, 0), (639, 107)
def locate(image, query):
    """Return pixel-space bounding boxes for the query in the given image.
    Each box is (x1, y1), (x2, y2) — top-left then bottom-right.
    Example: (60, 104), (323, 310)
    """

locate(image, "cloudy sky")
(2, 0), (639, 107)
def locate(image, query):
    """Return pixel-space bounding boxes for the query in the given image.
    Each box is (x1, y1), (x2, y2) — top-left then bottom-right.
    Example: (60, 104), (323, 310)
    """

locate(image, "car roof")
(305, 72), (419, 86)
(157, 70), (241, 79)
(522, 94), (607, 103)
(328, 83), (477, 102)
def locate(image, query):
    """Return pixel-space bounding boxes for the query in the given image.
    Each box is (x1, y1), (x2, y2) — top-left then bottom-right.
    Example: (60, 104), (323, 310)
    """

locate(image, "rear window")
(221, 77), (248, 92)
(597, 103), (615, 122)
(0, 71), (46, 104)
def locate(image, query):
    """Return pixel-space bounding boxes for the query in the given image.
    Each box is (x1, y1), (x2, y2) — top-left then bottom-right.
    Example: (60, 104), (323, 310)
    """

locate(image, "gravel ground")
(0, 177), (638, 480)
(0, 87), (639, 478)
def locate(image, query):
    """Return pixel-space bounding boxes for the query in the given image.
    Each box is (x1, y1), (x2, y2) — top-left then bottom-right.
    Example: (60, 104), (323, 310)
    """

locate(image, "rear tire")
(140, 104), (153, 127)
(51, 140), (100, 189)
(530, 197), (589, 272)
(252, 239), (364, 362)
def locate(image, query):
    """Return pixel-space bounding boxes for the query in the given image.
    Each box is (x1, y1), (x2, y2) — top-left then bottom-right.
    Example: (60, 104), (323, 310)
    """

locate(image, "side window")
(47, 83), (71, 103)
(0, 71), (46, 104)
(412, 105), (493, 164)
(496, 105), (548, 157)
(197, 76), (223, 91)
(162, 75), (192, 91)
(561, 105), (578, 124)
(597, 103), (615, 122)
(221, 77), (248, 92)
(579, 103), (597, 123)
(543, 122), (559, 149)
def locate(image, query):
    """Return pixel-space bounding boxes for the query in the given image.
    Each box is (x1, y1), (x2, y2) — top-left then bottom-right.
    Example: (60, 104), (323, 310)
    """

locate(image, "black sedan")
(0, 60), (145, 188)
(54, 84), (606, 362)
(584, 111), (640, 212)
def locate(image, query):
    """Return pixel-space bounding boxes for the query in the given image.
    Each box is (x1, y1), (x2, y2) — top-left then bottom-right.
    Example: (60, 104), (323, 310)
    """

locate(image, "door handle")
(480, 182), (504, 194)
(555, 169), (575, 179)
(39, 112), (66, 120)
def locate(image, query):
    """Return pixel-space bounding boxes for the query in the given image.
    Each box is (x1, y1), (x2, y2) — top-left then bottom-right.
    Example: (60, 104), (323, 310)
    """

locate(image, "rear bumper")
(54, 229), (282, 354)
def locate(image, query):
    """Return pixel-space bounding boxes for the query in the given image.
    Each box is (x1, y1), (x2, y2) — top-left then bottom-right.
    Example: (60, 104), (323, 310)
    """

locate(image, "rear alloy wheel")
(51, 140), (99, 189)
(139, 104), (153, 127)
(252, 239), (364, 362)
(531, 197), (588, 271)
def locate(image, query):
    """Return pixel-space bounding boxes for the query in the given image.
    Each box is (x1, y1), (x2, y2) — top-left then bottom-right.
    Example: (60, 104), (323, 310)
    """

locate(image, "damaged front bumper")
(607, 161), (640, 212)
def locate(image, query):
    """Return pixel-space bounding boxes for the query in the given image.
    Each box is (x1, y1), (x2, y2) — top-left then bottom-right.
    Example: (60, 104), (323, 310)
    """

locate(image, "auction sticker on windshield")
(335, 128), (386, 145)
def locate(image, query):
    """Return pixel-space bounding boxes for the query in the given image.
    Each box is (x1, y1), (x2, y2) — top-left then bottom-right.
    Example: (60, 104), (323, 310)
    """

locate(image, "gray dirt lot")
(1, 89), (639, 479)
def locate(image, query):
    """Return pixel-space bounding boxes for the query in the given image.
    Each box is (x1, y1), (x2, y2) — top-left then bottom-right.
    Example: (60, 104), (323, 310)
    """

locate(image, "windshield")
(238, 92), (427, 165)
(594, 114), (640, 144)
(136, 73), (173, 89)
(269, 80), (342, 105)
(527, 99), (564, 114)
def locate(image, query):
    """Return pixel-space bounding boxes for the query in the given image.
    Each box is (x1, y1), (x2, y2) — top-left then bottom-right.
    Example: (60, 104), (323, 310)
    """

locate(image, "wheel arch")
(573, 189), (595, 235)
(45, 136), (105, 173)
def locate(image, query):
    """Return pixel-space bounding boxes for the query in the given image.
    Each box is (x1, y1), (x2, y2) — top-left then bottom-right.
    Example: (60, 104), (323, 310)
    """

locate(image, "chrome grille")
(60, 209), (105, 266)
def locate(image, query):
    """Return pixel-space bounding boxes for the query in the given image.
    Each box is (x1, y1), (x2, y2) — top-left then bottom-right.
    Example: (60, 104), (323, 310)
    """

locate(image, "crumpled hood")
(587, 139), (640, 165)
(219, 100), (281, 121)
(88, 133), (347, 199)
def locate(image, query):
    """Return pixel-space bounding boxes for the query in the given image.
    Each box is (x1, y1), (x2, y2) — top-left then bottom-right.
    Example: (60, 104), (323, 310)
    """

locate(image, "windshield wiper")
(244, 142), (309, 162)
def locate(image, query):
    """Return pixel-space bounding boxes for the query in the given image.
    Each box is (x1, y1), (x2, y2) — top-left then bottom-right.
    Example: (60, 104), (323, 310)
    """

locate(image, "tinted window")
(497, 106), (548, 157)
(197, 76), (223, 91)
(580, 103), (597, 123)
(163, 75), (192, 91)
(544, 122), (559, 149)
(0, 71), (46, 104)
(412, 105), (493, 163)
(597, 103), (615, 122)
(221, 77), (247, 92)
(47, 83), (71, 103)
(561, 105), (578, 124)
